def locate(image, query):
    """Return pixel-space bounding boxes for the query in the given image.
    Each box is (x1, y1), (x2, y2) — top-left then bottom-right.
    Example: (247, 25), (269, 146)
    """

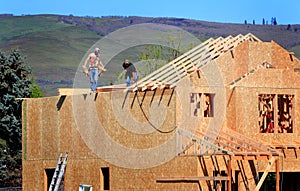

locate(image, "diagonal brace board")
(254, 157), (276, 191)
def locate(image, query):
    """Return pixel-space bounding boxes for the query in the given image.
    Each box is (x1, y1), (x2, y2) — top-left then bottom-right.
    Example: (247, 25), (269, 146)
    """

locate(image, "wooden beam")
(230, 155), (272, 161)
(222, 128), (281, 156)
(156, 176), (229, 182)
(197, 127), (282, 157)
(198, 129), (266, 155)
(132, 33), (261, 92)
(254, 157), (276, 191)
(228, 159), (232, 191)
(221, 128), (266, 151)
(272, 144), (300, 149)
(133, 38), (213, 89)
(58, 86), (128, 95)
(58, 88), (90, 95)
(135, 34), (244, 90)
(276, 158), (280, 191)
(177, 129), (234, 156)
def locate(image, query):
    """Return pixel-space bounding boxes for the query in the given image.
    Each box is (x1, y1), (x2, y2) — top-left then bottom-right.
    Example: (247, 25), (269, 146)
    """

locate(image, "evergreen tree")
(271, 17), (274, 25)
(0, 49), (41, 187)
(29, 77), (43, 98)
(273, 17), (277, 25)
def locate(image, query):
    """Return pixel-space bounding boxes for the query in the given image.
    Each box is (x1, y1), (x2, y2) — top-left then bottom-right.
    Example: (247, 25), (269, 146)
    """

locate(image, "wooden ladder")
(48, 152), (68, 191)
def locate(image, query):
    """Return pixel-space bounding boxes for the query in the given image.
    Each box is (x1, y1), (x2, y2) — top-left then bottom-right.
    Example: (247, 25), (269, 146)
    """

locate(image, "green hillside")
(0, 15), (100, 96)
(0, 14), (299, 96)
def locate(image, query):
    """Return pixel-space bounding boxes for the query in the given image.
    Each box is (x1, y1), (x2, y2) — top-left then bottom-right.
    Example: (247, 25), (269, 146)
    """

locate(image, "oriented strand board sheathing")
(234, 40), (250, 77)
(24, 98), (42, 159)
(248, 42), (273, 69)
(22, 35), (300, 191)
(271, 41), (295, 69)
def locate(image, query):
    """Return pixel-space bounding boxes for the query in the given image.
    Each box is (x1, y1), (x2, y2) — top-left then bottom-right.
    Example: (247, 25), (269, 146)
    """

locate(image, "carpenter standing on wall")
(83, 48), (107, 92)
(122, 59), (138, 87)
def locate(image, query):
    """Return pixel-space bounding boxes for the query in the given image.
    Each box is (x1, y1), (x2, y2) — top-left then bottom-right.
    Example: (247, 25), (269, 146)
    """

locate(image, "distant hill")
(1, 14), (299, 96)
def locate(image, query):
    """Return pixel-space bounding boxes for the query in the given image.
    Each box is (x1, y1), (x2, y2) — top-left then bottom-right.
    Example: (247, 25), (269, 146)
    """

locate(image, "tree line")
(244, 17), (278, 25)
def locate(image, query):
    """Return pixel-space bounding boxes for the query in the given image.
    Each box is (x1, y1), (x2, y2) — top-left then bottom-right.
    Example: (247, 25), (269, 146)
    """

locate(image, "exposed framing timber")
(254, 157), (276, 191)
(132, 33), (261, 92)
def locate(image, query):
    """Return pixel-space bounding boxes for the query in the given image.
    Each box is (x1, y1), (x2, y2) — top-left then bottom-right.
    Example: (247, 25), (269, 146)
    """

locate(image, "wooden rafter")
(222, 128), (281, 156)
(132, 33), (261, 92)
(177, 128), (233, 156)
(157, 176), (229, 182)
(178, 127), (281, 157)
(133, 37), (213, 91)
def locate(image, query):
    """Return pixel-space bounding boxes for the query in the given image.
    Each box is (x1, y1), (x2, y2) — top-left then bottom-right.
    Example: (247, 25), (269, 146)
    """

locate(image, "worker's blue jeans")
(89, 69), (98, 91)
(126, 72), (138, 87)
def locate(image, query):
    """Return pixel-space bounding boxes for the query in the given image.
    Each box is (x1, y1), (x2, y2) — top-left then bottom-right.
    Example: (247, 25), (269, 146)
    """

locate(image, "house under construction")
(22, 33), (300, 191)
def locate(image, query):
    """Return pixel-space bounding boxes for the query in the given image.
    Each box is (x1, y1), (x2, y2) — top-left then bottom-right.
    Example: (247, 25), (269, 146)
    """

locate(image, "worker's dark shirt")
(123, 62), (136, 78)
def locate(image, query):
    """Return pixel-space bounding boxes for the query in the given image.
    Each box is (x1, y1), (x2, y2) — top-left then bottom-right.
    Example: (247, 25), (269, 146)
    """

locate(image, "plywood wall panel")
(23, 99), (42, 160)
(272, 41), (294, 69)
(22, 39), (300, 191)
(234, 40), (249, 78)
(248, 42), (272, 68)
(40, 97), (60, 159)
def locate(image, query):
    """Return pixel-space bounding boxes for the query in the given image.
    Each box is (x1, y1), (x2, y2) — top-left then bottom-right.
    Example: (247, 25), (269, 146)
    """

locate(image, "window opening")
(190, 93), (214, 117)
(101, 167), (110, 190)
(259, 94), (275, 133)
(45, 168), (55, 190)
(204, 93), (214, 117)
(277, 94), (294, 133)
(190, 93), (201, 116)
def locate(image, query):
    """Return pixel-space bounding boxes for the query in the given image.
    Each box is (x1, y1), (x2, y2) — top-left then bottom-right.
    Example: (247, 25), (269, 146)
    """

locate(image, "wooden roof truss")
(132, 33), (261, 92)
(178, 127), (282, 158)
(177, 128), (234, 156)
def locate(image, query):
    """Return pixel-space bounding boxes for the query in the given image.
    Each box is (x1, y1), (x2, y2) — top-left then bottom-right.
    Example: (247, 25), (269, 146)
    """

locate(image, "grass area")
(0, 15), (67, 45)
(0, 15), (101, 96)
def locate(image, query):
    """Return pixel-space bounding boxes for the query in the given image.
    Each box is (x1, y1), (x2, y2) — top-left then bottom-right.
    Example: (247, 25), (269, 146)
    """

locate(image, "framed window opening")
(259, 94), (275, 133)
(277, 94), (294, 133)
(190, 93), (214, 117)
(258, 94), (294, 133)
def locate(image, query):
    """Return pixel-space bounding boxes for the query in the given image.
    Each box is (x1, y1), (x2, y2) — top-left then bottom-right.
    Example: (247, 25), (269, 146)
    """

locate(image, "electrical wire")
(134, 89), (177, 134)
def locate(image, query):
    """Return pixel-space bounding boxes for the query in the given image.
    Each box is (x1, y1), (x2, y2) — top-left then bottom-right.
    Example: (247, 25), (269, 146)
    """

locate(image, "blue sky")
(0, 0), (299, 24)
